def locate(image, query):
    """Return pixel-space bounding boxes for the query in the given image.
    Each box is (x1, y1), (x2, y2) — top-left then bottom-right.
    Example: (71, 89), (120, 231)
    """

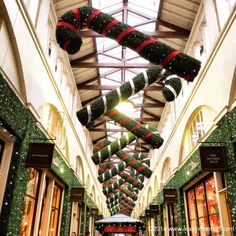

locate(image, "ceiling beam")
(70, 45), (120, 66)
(77, 75), (100, 87)
(143, 94), (165, 106)
(81, 94), (101, 106)
(143, 110), (161, 121)
(71, 62), (152, 68)
(155, 0), (164, 30)
(93, 121), (106, 128)
(91, 128), (127, 132)
(125, 151), (148, 153)
(133, 103), (164, 108)
(136, 146), (150, 152)
(78, 30), (189, 38)
(97, 117), (159, 122)
(92, 135), (107, 144)
(77, 85), (162, 91)
(72, 52), (97, 63)
(158, 19), (190, 35)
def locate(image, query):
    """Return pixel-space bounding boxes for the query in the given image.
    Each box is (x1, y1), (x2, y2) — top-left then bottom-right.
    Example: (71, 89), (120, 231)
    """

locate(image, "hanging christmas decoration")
(106, 193), (122, 206)
(118, 185), (138, 201)
(120, 201), (133, 210)
(103, 179), (125, 196)
(106, 109), (163, 148)
(76, 67), (181, 126)
(102, 178), (117, 188)
(56, 6), (201, 81)
(55, 5), (201, 216)
(93, 140), (152, 178)
(91, 133), (134, 164)
(107, 198), (122, 209)
(121, 196), (135, 207)
(98, 162), (144, 190)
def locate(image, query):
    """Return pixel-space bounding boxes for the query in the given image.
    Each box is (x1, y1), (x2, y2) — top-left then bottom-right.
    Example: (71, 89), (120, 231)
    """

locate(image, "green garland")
(118, 185), (138, 201)
(120, 201), (133, 210)
(56, 6), (201, 81)
(121, 196), (135, 207)
(91, 133), (136, 164)
(106, 192), (122, 205)
(106, 109), (164, 149)
(94, 140), (152, 178)
(103, 179), (125, 196)
(98, 162), (144, 190)
(77, 66), (180, 126)
(107, 198), (121, 209)
(109, 205), (120, 214)
(115, 150), (152, 178)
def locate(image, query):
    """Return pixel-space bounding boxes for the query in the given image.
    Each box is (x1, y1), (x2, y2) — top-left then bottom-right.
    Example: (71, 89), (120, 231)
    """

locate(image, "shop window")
(48, 183), (62, 236)
(0, 139), (5, 166)
(38, 177), (49, 235)
(190, 111), (205, 148)
(167, 204), (178, 236)
(186, 175), (221, 235)
(20, 169), (41, 236)
(0, 131), (14, 212)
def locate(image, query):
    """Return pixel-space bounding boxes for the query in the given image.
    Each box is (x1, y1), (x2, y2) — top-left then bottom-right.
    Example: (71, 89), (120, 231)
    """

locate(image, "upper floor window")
(190, 111), (205, 148)
(161, 158), (171, 185)
(41, 104), (69, 160)
(23, 0), (40, 25)
(215, 0), (236, 29)
(48, 42), (52, 57)
(179, 106), (217, 164)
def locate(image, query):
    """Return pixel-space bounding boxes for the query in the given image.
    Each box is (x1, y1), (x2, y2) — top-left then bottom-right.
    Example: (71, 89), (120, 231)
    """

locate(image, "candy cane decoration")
(56, 6), (201, 81)
(76, 67), (181, 126)
(94, 139), (152, 178)
(106, 109), (163, 148)
(103, 154), (149, 195)
(98, 161), (144, 190)
(103, 178), (125, 196)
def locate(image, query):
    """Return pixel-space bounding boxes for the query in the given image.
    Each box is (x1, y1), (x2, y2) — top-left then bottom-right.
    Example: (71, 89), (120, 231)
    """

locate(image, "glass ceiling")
(91, 0), (160, 154)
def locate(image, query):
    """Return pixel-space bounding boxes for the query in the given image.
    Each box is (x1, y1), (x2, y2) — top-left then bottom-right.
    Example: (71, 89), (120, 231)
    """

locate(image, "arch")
(153, 175), (158, 193)
(141, 196), (146, 212)
(40, 103), (70, 161)
(178, 105), (217, 165)
(228, 67), (236, 106)
(139, 202), (142, 214)
(0, 2), (27, 101)
(161, 157), (171, 186)
(91, 185), (96, 204)
(86, 175), (90, 193)
(97, 197), (100, 210)
(147, 186), (153, 205)
(76, 155), (84, 184)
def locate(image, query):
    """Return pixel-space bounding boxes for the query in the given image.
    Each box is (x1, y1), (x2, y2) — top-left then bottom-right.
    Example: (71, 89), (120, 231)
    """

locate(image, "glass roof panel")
(91, 0), (161, 155)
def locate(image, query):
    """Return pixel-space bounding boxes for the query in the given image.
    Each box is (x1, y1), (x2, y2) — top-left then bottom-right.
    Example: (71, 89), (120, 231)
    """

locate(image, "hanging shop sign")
(104, 225), (137, 233)
(95, 214), (103, 221)
(163, 188), (177, 203)
(91, 208), (98, 216)
(26, 143), (54, 168)
(140, 216), (146, 222)
(199, 146), (228, 171)
(70, 187), (85, 203)
(145, 210), (155, 218)
(149, 204), (159, 215)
